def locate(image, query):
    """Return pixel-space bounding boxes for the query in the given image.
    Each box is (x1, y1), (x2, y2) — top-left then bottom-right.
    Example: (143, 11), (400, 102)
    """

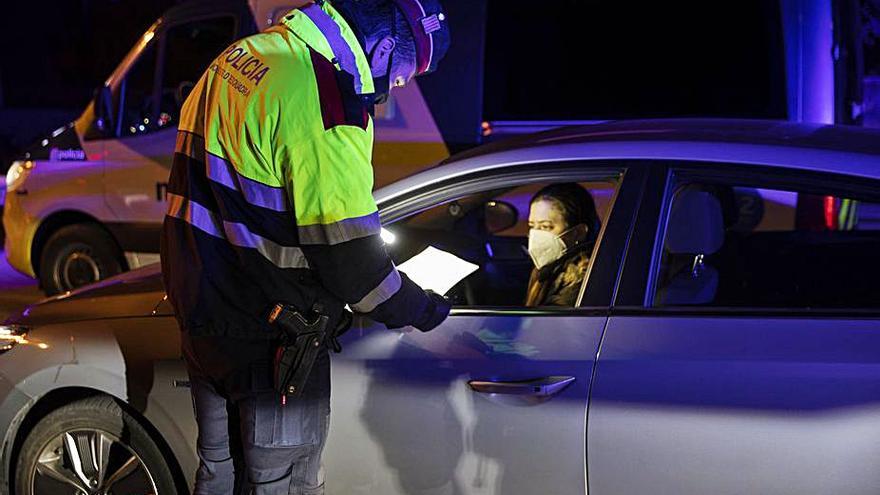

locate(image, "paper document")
(397, 246), (479, 295)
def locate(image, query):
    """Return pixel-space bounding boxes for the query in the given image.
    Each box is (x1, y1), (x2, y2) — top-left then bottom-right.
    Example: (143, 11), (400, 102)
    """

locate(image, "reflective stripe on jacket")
(161, 1), (433, 338)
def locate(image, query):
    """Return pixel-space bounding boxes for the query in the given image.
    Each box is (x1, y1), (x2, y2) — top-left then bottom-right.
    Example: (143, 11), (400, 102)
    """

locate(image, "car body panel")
(324, 313), (603, 494)
(589, 315), (880, 495)
(9, 265), (164, 327)
(99, 316), (196, 487)
(102, 127), (176, 223)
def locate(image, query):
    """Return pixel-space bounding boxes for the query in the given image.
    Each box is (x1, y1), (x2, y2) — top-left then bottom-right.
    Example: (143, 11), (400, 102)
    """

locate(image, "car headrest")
(665, 189), (724, 255)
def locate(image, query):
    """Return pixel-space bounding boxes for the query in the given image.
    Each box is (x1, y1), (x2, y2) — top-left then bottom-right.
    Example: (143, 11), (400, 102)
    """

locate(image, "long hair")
(529, 183), (600, 240)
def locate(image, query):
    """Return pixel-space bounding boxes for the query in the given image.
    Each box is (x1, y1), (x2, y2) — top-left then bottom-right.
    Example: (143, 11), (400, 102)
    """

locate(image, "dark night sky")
(0, 0), (789, 119)
(482, 0), (787, 121)
(0, 0), (175, 109)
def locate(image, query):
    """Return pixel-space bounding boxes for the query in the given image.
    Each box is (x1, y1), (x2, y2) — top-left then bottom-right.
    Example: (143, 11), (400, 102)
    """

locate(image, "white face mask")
(528, 229), (568, 269)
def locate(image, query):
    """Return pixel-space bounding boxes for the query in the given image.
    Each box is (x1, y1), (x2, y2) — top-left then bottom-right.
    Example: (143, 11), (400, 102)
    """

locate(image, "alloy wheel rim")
(60, 250), (101, 290)
(31, 429), (158, 495)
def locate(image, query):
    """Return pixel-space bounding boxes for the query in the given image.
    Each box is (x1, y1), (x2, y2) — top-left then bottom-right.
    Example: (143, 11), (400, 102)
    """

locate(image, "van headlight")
(0, 324), (36, 353)
(6, 161), (33, 192)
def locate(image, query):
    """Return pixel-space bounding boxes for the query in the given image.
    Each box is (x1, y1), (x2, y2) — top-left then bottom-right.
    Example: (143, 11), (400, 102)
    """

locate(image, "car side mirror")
(93, 85), (114, 136)
(485, 201), (518, 234)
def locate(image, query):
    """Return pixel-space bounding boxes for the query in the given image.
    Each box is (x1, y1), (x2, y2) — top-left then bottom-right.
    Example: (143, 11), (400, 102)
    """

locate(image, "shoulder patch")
(310, 48), (371, 131)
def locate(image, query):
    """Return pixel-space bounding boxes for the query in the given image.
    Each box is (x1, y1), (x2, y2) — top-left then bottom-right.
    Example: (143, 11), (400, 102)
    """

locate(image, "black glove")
(327, 309), (353, 353)
(412, 290), (451, 332)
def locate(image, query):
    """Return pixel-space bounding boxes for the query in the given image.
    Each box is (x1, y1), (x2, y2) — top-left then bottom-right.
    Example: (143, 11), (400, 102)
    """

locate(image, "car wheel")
(39, 223), (124, 295)
(15, 396), (178, 495)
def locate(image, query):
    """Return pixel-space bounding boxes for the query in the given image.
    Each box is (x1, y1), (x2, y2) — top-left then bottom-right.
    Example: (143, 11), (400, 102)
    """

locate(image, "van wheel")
(39, 223), (124, 295)
(14, 396), (178, 495)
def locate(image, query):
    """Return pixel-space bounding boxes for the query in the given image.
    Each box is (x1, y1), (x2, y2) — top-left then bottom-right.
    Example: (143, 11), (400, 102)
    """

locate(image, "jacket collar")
(535, 243), (591, 281)
(281, 2), (375, 95)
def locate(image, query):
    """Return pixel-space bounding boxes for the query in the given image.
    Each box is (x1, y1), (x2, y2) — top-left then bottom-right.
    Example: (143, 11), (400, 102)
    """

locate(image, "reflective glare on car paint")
(324, 314), (602, 494)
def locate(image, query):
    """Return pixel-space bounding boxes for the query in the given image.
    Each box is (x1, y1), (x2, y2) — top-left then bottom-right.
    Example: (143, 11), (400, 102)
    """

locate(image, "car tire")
(39, 223), (125, 295)
(14, 396), (178, 495)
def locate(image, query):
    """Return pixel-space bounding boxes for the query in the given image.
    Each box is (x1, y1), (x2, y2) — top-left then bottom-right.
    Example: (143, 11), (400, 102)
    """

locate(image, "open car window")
(384, 180), (618, 308)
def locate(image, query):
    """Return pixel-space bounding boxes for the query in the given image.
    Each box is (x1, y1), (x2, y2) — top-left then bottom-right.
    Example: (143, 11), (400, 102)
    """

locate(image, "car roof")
(375, 119), (880, 204)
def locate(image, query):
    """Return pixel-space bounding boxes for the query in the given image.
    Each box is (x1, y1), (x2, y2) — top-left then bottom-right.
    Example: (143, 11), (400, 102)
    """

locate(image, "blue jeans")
(182, 334), (331, 495)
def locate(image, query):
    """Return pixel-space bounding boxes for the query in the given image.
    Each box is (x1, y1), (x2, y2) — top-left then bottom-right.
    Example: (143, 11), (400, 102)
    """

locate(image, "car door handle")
(468, 376), (575, 398)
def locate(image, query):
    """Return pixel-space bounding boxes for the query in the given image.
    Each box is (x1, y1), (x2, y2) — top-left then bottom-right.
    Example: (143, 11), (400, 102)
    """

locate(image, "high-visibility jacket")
(160, 1), (435, 337)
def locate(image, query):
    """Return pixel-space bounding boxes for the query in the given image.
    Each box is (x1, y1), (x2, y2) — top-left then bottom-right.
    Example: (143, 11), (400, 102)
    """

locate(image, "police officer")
(159, 0), (451, 493)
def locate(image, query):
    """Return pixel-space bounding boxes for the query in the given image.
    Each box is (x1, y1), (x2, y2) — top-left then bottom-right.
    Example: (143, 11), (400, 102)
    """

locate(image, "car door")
(588, 162), (880, 495)
(322, 162), (644, 495)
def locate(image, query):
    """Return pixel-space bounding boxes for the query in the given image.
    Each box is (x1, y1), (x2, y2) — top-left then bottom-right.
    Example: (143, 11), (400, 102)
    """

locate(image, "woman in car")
(525, 183), (600, 307)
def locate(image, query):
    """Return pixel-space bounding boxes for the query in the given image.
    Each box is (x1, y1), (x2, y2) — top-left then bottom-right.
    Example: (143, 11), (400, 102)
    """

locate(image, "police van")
(3, 0), (859, 294)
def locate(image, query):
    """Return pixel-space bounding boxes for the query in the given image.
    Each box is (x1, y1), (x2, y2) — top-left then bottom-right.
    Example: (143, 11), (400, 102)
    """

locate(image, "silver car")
(2, 119), (880, 495)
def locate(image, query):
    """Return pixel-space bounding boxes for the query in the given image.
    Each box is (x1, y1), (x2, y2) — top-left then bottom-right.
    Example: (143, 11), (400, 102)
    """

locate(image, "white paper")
(397, 246), (479, 295)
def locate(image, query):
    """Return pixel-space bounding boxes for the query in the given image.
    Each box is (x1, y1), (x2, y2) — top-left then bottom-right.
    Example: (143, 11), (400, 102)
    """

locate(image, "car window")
(385, 180), (618, 308)
(116, 16), (235, 137)
(654, 180), (880, 309)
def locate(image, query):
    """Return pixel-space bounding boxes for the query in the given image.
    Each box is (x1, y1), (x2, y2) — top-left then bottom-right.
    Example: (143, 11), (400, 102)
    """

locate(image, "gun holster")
(267, 303), (350, 398)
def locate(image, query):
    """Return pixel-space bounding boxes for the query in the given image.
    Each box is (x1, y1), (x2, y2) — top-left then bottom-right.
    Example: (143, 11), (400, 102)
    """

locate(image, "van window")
(116, 42), (158, 136)
(117, 16), (235, 137)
